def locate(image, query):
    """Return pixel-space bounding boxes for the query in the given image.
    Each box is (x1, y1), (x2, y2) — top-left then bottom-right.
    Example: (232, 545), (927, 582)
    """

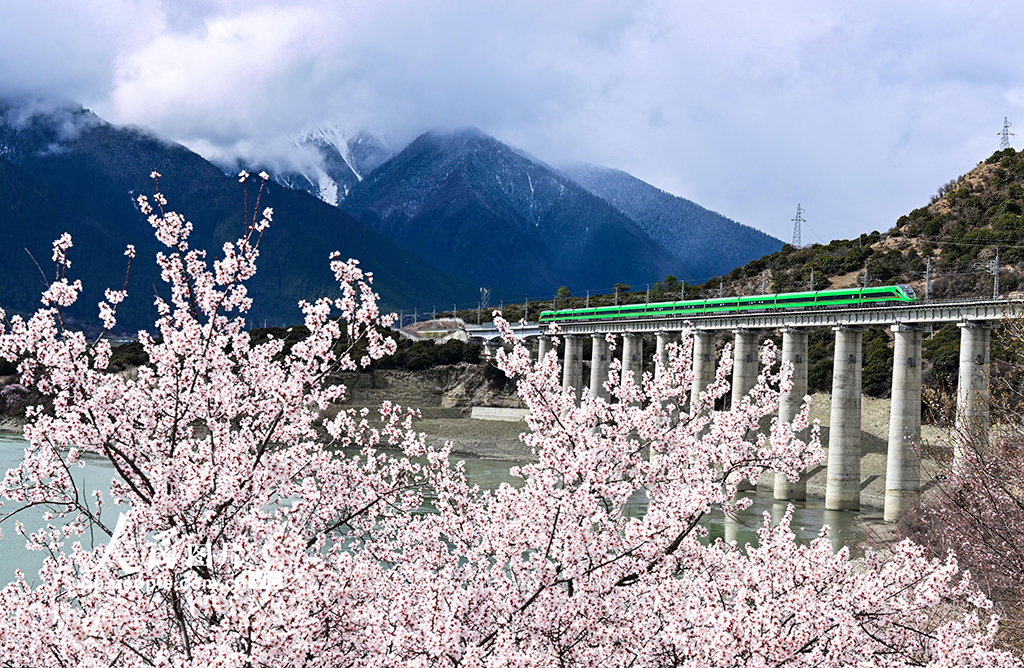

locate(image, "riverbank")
(0, 416), (26, 434)
(0, 366), (952, 507)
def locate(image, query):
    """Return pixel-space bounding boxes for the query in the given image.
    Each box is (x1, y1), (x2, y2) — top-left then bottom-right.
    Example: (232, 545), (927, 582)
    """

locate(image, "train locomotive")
(538, 284), (917, 324)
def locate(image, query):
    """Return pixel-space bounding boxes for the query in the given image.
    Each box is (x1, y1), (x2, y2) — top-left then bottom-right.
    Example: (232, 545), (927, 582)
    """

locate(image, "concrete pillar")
(723, 511), (742, 547)
(655, 331), (677, 380)
(825, 326), (864, 511)
(690, 330), (717, 410)
(536, 335), (551, 364)
(562, 335), (584, 401)
(731, 329), (761, 490)
(621, 333), (643, 389)
(590, 333), (611, 401)
(884, 324), (925, 522)
(731, 329), (760, 410)
(483, 341), (498, 360)
(775, 327), (809, 501)
(955, 322), (991, 452)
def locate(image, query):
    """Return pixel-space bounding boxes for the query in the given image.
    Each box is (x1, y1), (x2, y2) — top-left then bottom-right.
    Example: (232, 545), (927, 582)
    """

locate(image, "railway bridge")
(527, 298), (1012, 522)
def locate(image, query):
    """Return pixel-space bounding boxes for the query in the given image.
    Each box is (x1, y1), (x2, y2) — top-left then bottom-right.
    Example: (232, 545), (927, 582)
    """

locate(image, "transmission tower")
(791, 204), (804, 248)
(1000, 117), (1014, 150)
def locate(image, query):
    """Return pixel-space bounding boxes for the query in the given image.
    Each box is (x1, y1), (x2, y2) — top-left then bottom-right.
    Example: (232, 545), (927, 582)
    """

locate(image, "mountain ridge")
(341, 127), (692, 297)
(0, 101), (479, 332)
(559, 162), (783, 282)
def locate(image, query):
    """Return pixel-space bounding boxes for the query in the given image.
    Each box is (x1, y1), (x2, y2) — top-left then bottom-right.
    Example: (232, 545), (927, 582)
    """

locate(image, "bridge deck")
(462, 299), (1017, 339)
(556, 299), (1014, 334)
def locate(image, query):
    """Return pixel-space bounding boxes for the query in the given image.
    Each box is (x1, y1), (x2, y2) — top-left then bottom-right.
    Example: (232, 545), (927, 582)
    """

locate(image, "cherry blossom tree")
(899, 314), (1024, 647)
(0, 173), (1017, 666)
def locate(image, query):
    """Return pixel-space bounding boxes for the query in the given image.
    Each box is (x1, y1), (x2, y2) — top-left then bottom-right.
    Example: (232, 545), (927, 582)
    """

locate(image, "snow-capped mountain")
(271, 126), (393, 206)
(341, 128), (688, 298)
(0, 100), (477, 330)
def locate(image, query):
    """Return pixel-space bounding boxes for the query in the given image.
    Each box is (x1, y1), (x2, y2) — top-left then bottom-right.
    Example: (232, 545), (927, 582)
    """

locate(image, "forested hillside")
(713, 148), (1024, 300)
(688, 148), (1024, 400)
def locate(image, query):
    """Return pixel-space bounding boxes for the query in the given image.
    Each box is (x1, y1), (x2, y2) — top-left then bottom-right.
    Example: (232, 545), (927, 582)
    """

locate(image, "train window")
(776, 297), (808, 304)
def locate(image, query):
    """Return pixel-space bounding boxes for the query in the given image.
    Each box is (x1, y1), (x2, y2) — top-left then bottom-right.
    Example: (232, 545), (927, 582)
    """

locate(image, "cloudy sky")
(2, 0), (1023, 243)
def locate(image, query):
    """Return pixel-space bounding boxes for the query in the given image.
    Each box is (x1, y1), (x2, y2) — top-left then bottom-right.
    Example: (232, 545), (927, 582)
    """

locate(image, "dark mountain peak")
(0, 101), (480, 331)
(0, 99), (106, 160)
(422, 126), (488, 143)
(342, 129), (686, 297)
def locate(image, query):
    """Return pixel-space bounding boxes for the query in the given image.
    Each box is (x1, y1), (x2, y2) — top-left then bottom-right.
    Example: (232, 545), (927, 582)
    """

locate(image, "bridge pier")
(655, 331), (677, 381)
(590, 333), (611, 402)
(955, 321), (991, 460)
(691, 330), (716, 411)
(884, 324), (926, 522)
(732, 329), (760, 490)
(621, 333), (643, 389)
(775, 327), (809, 501)
(731, 329), (760, 409)
(826, 326), (864, 511)
(562, 334), (584, 402)
(536, 335), (551, 364)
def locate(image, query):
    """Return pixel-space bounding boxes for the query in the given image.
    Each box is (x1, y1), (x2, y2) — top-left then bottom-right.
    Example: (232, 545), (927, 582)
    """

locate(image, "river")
(0, 432), (883, 585)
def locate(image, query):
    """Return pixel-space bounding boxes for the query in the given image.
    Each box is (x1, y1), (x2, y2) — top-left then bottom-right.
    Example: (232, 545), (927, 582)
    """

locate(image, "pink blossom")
(0, 178), (1014, 667)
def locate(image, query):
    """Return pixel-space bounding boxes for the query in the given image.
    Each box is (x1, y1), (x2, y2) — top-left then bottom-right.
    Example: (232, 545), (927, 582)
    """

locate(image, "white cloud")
(4, 0), (1024, 243)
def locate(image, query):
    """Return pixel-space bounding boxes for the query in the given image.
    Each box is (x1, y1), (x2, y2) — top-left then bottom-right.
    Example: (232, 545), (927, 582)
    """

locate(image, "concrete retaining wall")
(471, 407), (532, 422)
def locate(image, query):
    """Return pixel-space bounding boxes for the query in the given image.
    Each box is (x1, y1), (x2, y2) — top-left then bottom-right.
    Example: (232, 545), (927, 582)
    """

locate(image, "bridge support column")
(483, 341), (498, 360)
(590, 334), (611, 402)
(655, 331), (677, 381)
(536, 335), (551, 365)
(885, 324), (926, 522)
(691, 331), (716, 411)
(562, 335), (584, 402)
(955, 321), (991, 461)
(732, 329), (760, 490)
(775, 327), (809, 501)
(731, 329), (760, 409)
(825, 326), (864, 511)
(621, 333), (644, 390)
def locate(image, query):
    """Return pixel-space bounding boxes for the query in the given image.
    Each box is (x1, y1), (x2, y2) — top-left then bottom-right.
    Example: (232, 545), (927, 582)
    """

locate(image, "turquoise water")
(0, 434), (881, 584)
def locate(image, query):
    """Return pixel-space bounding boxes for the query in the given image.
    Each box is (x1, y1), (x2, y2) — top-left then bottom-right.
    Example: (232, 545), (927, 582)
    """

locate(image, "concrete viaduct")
(472, 299), (1010, 522)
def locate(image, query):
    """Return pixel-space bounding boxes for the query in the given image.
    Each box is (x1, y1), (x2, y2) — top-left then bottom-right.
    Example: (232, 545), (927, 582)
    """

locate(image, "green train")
(538, 284), (917, 324)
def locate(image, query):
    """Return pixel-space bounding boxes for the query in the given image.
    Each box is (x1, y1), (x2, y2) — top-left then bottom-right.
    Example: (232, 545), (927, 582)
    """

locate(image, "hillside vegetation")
(705, 148), (1024, 401)
(718, 148), (1024, 300)
(492, 149), (1024, 402)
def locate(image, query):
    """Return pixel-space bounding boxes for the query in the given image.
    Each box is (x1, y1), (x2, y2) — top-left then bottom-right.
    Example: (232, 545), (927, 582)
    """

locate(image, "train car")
(538, 284), (916, 324)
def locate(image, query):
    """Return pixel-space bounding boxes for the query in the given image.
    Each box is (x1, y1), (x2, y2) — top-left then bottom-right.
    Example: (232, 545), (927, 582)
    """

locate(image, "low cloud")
(3, 0), (1024, 242)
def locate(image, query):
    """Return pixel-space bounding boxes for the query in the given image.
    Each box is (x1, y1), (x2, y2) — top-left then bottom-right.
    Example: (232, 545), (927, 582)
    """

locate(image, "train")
(538, 284), (917, 324)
